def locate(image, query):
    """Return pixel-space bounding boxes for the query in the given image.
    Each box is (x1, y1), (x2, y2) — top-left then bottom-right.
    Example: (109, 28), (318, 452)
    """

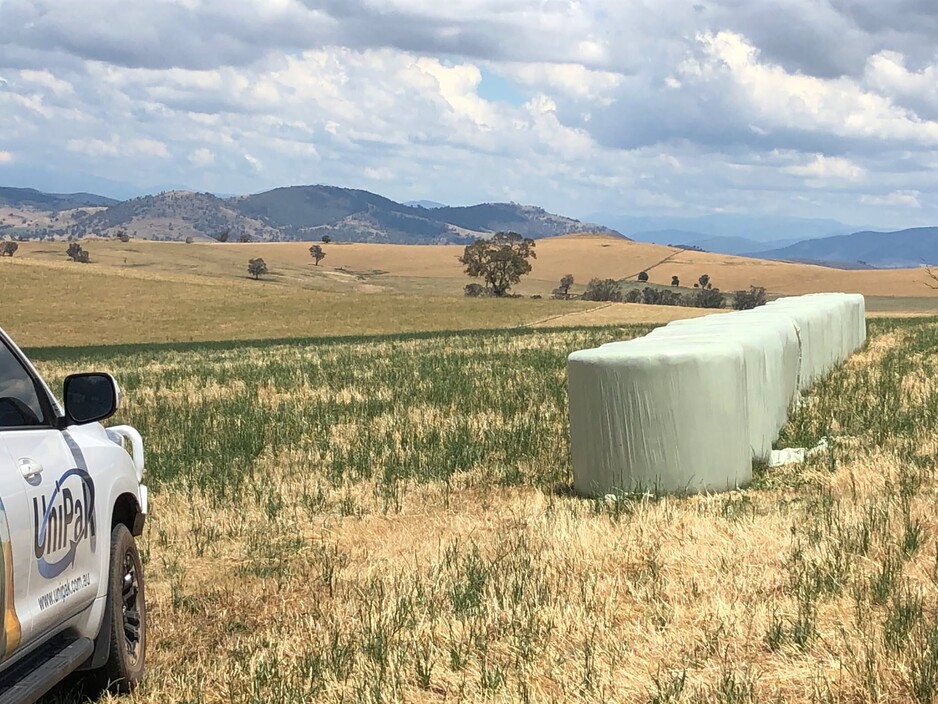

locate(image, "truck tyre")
(96, 523), (146, 693)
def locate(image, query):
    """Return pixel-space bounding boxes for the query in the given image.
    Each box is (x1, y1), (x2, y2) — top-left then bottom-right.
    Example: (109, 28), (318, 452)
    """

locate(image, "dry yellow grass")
(0, 258), (605, 347)
(32, 318), (938, 703)
(531, 302), (730, 328)
(0, 240), (720, 347)
(533, 235), (938, 298)
(10, 234), (938, 300)
(4, 234), (937, 347)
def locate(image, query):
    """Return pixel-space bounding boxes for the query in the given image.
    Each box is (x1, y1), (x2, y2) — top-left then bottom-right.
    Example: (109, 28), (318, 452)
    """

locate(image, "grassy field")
(2, 235), (937, 347)
(0, 241), (728, 347)
(0, 255), (617, 347)
(26, 316), (938, 702)
(8, 235), (938, 299)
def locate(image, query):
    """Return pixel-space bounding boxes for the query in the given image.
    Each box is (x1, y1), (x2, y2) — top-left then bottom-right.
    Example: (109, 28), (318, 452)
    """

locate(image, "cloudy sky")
(2, 0), (938, 229)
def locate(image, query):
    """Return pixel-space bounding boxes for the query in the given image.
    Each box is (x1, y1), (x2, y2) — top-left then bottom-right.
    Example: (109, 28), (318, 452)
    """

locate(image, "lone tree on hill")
(638, 271), (649, 282)
(459, 231), (536, 297)
(582, 278), (623, 302)
(309, 244), (326, 266)
(215, 229), (230, 243)
(671, 275), (680, 287)
(1, 242), (18, 257)
(553, 274), (574, 299)
(66, 243), (90, 263)
(698, 274), (710, 289)
(248, 257), (268, 280)
(239, 234), (252, 243)
(322, 235), (332, 244)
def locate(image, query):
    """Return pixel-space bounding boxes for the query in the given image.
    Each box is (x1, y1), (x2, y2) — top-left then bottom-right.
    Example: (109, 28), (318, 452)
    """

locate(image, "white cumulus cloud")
(860, 190), (921, 208)
(3, 1), (938, 225)
(188, 148), (215, 167)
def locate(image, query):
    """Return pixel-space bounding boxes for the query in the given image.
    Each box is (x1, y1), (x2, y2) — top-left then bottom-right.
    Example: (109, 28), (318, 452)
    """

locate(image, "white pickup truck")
(0, 328), (147, 702)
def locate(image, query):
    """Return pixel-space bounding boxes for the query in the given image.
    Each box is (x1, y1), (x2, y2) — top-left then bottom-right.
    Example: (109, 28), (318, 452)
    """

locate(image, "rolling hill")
(756, 227), (938, 268)
(404, 200), (446, 209)
(2, 232), (937, 346)
(0, 184), (623, 244)
(0, 187), (118, 210)
(73, 191), (281, 242)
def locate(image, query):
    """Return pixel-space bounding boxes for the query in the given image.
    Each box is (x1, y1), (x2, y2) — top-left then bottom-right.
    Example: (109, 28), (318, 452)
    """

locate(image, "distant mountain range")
(623, 219), (937, 268)
(753, 227), (938, 268)
(0, 185), (623, 244)
(629, 230), (805, 255)
(2, 184), (934, 267)
(598, 213), (858, 243)
(0, 187), (118, 210)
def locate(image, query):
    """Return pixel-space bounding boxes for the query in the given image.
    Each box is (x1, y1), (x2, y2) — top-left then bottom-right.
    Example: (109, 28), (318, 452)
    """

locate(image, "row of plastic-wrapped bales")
(567, 293), (867, 497)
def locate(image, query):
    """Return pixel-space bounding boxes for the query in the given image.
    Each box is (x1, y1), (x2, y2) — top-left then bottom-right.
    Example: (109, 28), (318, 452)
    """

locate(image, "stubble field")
(27, 315), (938, 703)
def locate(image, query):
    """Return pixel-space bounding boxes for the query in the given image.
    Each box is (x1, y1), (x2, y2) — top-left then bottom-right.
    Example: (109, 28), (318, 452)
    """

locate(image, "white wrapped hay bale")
(768, 293), (866, 383)
(568, 338), (751, 497)
(663, 309), (803, 411)
(764, 297), (838, 388)
(641, 313), (801, 460)
(799, 293), (867, 355)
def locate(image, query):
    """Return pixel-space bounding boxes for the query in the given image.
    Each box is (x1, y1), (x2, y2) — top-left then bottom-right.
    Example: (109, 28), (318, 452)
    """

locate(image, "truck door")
(0, 338), (98, 648)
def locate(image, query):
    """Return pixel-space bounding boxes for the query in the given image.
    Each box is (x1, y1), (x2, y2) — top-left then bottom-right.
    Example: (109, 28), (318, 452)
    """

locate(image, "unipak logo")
(32, 469), (96, 579)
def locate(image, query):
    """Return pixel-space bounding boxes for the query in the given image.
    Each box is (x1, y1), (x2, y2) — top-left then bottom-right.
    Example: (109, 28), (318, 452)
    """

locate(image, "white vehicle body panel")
(0, 327), (146, 673)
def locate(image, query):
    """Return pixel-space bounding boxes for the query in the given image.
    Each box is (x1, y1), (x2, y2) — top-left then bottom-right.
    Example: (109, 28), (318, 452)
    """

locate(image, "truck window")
(0, 342), (46, 428)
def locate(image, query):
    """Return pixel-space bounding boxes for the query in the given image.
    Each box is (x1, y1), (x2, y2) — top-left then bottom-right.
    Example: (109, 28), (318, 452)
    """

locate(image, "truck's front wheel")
(96, 523), (146, 693)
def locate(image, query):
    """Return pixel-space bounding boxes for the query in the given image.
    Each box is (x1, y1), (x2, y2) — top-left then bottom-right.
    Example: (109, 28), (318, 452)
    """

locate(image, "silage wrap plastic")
(665, 308), (803, 413)
(642, 315), (801, 461)
(568, 338), (752, 496)
(766, 294), (866, 386)
(567, 293), (866, 497)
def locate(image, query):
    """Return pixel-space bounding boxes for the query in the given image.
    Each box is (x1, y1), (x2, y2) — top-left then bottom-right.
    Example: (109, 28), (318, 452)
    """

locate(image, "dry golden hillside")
(2, 233), (936, 346)
(10, 234), (938, 299)
(530, 234), (938, 298)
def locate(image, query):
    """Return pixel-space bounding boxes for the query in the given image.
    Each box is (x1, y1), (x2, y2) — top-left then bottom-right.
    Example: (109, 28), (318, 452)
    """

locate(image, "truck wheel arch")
(111, 493), (144, 537)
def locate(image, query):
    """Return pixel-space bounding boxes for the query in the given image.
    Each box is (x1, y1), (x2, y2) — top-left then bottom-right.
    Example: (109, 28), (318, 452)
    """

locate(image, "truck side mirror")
(64, 373), (120, 425)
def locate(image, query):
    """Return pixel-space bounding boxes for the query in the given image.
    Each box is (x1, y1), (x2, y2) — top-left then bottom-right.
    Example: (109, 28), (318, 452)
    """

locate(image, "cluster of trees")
(545, 273), (768, 311)
(0, 239), (103, 264)
(456, 236), (772, 313)
(732, 286), (768, 310)
(212, 229), (260, 243)
(576, 279), (724, 308)
(66, 243), (90, 263)
(563, 273), (728, 309)
(552, 274), (574, 299)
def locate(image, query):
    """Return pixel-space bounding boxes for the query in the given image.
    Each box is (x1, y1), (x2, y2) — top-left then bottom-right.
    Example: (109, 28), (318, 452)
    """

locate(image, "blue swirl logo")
(32, 469), (96, 579)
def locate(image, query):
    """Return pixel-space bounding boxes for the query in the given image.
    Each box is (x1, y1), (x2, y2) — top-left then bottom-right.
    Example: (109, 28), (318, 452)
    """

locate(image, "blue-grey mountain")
(754, 227), (938, 268)
(0, 184), (623, 244)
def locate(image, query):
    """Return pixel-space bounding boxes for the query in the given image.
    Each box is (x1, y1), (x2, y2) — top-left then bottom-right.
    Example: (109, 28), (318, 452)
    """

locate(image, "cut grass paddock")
(30, 317), (938, 702)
